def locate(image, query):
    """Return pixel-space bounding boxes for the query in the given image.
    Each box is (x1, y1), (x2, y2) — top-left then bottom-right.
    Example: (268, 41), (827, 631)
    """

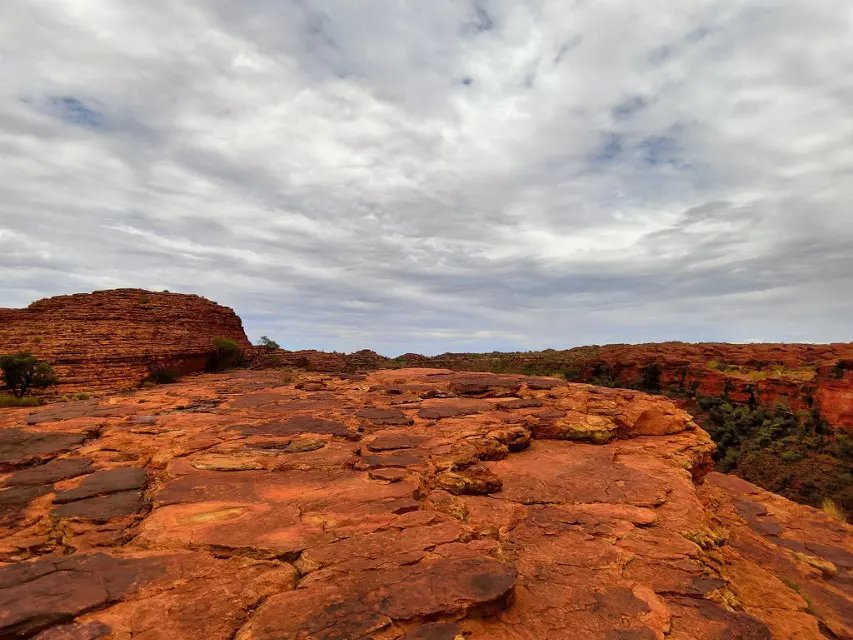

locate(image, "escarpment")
(391, 342), (853, 433)
(0, 289), (250, 394)
(1, 368), (849, 639)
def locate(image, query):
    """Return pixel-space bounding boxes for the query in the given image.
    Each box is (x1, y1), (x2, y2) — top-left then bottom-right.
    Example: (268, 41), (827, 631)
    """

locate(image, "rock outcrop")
(0, 289), (250, 394)
(393, 343), (853, 432)
(1, 368), (849, 639)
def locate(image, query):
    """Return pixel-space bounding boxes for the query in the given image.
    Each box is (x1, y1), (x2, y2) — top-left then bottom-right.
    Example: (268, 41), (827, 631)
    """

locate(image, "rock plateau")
(1, 368), (850, 639)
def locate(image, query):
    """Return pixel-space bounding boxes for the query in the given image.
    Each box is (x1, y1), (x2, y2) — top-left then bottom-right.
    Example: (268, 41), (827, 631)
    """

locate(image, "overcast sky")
(1, 1), (852, 355)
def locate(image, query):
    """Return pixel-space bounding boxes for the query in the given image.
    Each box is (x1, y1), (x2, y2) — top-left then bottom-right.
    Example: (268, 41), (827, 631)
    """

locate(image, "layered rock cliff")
(0, 289), (251, 394)
(392, 343), (853, 432)
(0, 369), (850, 639)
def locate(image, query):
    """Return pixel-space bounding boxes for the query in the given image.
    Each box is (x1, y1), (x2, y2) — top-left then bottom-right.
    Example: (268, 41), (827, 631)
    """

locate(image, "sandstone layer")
(1, 368), (850, 639)
(392, 343), (853, 433)
(0, 289), (250, 394)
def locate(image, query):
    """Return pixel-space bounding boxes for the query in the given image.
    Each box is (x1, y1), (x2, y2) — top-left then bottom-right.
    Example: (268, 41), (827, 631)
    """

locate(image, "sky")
(1, 1), (852, 355)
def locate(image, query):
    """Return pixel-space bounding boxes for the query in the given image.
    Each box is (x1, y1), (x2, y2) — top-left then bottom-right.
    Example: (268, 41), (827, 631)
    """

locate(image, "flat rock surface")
(0, 368), (849, 639)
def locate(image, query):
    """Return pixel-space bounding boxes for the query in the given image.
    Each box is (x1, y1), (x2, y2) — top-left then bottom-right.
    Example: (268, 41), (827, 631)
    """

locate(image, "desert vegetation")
(207, 337), (245, 371)
(257, 335), (281, 350)
(697, 396), (852, 517)
(0, 352), (58, 405)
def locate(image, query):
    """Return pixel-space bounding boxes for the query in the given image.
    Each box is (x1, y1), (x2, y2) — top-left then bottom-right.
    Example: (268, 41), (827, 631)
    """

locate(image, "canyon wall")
(0, 289), (250, 394)
(392, 342), (853, 432)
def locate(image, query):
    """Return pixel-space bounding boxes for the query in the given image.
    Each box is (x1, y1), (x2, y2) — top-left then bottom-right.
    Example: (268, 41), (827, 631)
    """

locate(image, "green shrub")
(780, 450), (803, 462)
(0, 394), (42, 408)
(207, 337), (244, 371)
(258, 335), (281, 351)
(0, 353), (59, 397)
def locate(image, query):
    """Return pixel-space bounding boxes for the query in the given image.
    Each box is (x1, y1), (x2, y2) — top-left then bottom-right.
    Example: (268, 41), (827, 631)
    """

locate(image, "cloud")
(1, 0), (852, 354)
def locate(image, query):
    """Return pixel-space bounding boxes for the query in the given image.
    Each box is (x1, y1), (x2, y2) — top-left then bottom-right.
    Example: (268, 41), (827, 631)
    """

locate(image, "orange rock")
(0, 289), (250, 395)
(0, 368), (849, 639)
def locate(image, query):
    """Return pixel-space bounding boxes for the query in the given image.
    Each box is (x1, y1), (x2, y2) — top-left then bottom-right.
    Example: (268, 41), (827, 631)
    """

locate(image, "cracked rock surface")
(0, 368), (850, 639)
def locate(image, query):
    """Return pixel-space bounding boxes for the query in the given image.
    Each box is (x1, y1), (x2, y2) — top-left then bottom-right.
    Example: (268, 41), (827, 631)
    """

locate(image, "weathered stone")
(191, 455), (265, 471)
(283, 436), (326, 453)
(234, 417), (354, 439)
(0, 429), (88, 470)
(52, 490), (147, 521)
(357, 407), (414, 425)
(0, 552), (168, 637)
(486, 426), (532, 452)
(435, 464), (502, 495)
(366, 433), (425, 451)
(2, 458), (93, 487)
(417, 400), (491, 420)
(358, 453), (425, 469)
(0, 367), (848, 639)
(369, 468), (408, 483)
(54, 468), (147, 504)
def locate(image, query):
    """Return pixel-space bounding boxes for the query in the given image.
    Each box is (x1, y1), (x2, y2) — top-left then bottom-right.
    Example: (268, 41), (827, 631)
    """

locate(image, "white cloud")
(1, 0), (852, 354)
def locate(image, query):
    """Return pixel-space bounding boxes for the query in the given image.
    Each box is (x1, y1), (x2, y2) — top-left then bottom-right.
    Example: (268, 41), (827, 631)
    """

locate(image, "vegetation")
(258, 335), (281, 351)
(207, 337), (245, 371)
(637, 362), (662, 392)
(821, 498), (847, 523)
(0, 394), (42, 408)
(60, 392), (92, 401)
(585, 363), (619, 388)
(831, 359), (853, 379)
(148, 367), (181, 384)
(697, 396), (852, 518)
(0, 352), (59, 397)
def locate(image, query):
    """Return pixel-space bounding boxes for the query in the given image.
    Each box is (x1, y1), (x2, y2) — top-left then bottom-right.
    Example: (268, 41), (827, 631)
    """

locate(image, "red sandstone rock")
(394, 342), (853, 432)
(0, 289), (250, 395)
(0, 367), (849, 639)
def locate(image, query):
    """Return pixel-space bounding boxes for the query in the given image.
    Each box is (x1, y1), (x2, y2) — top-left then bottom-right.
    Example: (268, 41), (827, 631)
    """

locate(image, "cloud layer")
(2, 1), (852, 354)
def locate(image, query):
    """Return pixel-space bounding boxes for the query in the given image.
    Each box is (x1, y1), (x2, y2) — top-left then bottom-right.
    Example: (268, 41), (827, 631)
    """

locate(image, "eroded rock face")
(0, 368), (849, 639)
(0, 289), (250, 394)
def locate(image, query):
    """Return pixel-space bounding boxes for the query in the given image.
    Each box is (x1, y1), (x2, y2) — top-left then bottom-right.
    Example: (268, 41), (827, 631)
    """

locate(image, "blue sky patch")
(49, 97), (105, 129)
(592, 133), (623, 162)
(612, 95), (648, 120)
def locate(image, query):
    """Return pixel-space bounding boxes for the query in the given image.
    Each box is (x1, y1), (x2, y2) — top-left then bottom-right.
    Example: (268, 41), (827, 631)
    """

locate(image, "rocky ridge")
(390, 343), (853, 433)
(1, 368), (850, 639)
(0, 289), (251, 394)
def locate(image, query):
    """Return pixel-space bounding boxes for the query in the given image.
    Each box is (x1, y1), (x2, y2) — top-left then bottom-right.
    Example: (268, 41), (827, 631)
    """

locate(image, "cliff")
(394, 342), (853, 432)
(0, 289), (251, 394)
(0, 368), (849, 638)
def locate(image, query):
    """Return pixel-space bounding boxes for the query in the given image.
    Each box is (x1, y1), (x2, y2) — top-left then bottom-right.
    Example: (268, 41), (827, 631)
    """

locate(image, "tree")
(258, 336), (280, 351)
(207, 337), (245, 371)
(0, 353), (59, 397)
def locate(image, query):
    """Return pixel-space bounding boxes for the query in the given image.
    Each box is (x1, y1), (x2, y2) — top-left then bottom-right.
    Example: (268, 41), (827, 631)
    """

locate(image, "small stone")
(434, 464), (502, 495)
(284, 437), (326, 453)
(369, 468), (407, 483)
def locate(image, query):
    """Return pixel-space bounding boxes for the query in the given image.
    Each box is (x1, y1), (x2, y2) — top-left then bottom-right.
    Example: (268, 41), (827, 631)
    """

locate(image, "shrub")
(638, 362), (662, 392)
(0, 394), (42, 408)
(0, 353), (59, 397)
(780, 450), (803, 463)
(820, 498), (847, 523)
(258, 335), (281, 351)
(208, 337), (244, 371)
